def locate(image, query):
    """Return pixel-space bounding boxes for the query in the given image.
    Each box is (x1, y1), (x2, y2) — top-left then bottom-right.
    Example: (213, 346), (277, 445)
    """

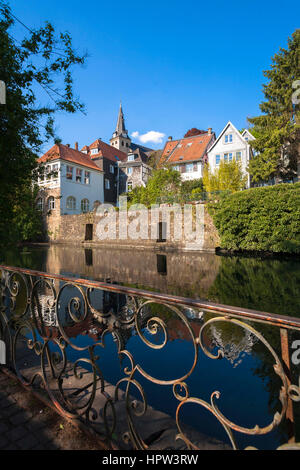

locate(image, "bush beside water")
(209, 183), (300, 254)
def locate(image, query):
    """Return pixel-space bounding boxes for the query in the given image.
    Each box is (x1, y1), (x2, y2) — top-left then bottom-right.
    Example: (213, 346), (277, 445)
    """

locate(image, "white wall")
(60, 163), (104, 214)
(172, 162), (203, 181)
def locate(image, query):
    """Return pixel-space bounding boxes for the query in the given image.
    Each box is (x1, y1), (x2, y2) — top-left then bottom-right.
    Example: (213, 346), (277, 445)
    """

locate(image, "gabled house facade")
(158, 129), (216, 180)
(118, 148), (152, 194)
(207, 122), (255, 188)
(37, 143), (104, 216)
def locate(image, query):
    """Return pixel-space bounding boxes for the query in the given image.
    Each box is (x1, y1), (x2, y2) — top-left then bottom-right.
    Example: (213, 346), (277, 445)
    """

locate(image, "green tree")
(0, 1), (86, 244)
(203, 160), (247, 193)
(126, 168), (182, 206)
(180, 178), (204, 201)
(11, 183), (44, 242)
(147, 150), (163, 169)
(248, 30), (300, 183)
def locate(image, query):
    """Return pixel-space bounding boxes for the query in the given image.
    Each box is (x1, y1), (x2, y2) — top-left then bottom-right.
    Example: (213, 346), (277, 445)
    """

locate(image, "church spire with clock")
(110, 102), (132, 154)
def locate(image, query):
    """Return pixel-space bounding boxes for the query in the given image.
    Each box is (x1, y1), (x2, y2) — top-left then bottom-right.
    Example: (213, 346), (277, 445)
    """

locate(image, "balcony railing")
(1, 264), (300, 450)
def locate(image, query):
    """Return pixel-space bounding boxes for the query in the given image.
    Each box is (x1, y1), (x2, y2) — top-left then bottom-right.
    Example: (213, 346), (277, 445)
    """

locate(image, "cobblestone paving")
(0, 369), (102, 450)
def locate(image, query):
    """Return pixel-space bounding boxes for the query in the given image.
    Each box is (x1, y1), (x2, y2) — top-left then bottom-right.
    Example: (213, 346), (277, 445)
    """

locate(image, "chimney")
(75, 142), (78, 150)
(208, 128), (212, 135)
(66, 143), (70, 147)
(168, 136), (173, 141)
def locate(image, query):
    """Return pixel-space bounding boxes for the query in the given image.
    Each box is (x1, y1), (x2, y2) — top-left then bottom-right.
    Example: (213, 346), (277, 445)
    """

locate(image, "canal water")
(1, 244), (300, 449)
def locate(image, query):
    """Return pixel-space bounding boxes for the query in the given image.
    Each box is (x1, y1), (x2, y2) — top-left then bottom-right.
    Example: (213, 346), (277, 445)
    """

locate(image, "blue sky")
(8, 0), (300, 153)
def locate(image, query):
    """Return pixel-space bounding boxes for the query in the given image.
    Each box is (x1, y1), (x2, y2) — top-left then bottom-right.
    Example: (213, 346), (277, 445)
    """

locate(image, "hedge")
(208, 182), (300, 254)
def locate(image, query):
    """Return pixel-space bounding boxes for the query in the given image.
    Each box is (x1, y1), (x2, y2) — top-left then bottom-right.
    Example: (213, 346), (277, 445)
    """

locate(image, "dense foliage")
(147, 149), (163, 169)
(209, 183), (300, 253)
(0, 1), (86, 244)
(203, 160), (247, 192)
(125, 168), (204, 206)
(248, 29), (300, 183)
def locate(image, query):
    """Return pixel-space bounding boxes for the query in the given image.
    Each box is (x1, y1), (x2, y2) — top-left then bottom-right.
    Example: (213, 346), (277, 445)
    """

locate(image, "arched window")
(66, 196), (76, 210)
(48, 196), (55, 210)
(81, 198), (89, 213)
(36, 197), (44, 211)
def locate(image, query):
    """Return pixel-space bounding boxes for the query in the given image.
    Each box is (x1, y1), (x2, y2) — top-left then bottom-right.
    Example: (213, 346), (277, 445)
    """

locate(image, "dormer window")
(179, 156), (184, 160)
(128, 154), (135, 161)
(187, 143), (192, 147)
(91, 148), (98, 155)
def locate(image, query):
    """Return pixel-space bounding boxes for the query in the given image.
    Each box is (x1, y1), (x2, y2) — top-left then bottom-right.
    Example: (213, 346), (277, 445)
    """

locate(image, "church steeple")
(115, 102), (128, 137)
(110, 102), (131, 153)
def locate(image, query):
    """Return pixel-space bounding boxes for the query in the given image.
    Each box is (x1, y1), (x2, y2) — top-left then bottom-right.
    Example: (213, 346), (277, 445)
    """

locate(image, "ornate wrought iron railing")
(1, 264), (300, 450)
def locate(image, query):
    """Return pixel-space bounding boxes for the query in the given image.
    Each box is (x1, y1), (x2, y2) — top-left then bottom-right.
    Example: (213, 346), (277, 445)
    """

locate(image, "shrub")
(203, 160), (248, 193)
(209, 183), (300, 253)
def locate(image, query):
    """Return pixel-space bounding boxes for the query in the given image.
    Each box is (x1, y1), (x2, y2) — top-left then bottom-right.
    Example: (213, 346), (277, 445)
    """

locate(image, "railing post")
(280, 327), (295, 443)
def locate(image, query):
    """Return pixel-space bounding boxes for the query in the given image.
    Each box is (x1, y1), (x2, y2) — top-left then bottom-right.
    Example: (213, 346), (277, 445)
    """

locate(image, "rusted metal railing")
(0, 264), (300, 450)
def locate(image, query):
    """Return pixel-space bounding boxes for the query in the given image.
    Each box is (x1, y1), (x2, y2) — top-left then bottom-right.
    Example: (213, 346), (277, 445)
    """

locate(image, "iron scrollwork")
(0, 265), (300, 450)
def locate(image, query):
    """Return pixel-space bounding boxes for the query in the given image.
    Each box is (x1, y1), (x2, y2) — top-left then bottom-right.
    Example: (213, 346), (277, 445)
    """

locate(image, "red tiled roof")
(81, 139), (127, 163)
(38, 144), (103, 172)
(159, 133), (215, 166)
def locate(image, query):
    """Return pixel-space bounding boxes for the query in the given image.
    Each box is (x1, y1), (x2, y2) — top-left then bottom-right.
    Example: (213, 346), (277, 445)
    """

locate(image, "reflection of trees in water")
(0, 247), (48, 272)
(206, 255), (300, 442)
(249, 324), (300, 444)
(201, 313), (297, 444)
(209, 255), (300, 317)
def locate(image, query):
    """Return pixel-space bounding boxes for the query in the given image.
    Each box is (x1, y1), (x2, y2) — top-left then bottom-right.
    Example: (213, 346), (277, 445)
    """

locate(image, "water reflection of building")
(208, 324), (258, 368)
(32, 281), (136, 351)
(31, 280), (213, 354)
(44, 245), (221, 298)
(31, 276), (257, 369)
(33, 293), (57, 326)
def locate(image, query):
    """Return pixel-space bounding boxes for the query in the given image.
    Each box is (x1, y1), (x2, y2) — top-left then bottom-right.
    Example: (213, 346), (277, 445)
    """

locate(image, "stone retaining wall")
(43, 204), (220, 252)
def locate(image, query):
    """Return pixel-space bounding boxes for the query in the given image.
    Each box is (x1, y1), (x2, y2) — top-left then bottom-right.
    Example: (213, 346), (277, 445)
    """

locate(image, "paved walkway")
(0, 369), (102, 450)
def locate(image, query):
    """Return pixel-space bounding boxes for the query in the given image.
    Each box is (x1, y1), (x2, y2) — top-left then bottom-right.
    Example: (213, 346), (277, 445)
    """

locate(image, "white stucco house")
(207, 122), (255, 188)
(36, 143), (104, 215)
